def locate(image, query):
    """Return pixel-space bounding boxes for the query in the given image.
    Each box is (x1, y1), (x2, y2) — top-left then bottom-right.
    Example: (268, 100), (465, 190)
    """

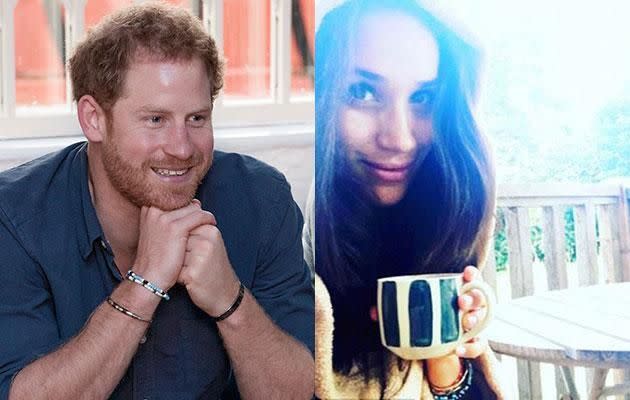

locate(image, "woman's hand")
(457, 265), (489, 358)
(424, 265), (489, 388)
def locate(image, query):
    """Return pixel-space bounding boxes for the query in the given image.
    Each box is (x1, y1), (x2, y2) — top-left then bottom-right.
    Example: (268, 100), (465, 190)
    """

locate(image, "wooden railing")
(483, 183), (630, 399)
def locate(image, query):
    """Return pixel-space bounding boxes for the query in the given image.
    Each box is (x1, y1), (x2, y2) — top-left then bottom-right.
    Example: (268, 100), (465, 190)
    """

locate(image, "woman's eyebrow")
(355, 68), (383, 81)
(416, 79), (438, 89)
(354, 68), (438, 89)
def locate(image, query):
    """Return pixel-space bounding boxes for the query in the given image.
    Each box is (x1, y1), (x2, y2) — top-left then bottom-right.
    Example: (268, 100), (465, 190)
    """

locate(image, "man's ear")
(77, 95), (108, 143)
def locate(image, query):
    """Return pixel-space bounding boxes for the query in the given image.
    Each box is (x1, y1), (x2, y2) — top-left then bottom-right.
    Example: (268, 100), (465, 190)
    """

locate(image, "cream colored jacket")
(303, 186), (506, 399)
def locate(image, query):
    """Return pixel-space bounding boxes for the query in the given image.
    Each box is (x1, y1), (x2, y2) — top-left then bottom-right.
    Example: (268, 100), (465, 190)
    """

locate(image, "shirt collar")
(73, 142), (106, 260)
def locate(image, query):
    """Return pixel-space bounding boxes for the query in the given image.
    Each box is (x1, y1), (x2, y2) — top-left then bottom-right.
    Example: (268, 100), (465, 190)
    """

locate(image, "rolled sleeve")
(0, 219), (61, 399)
(251, 195), (315, 355)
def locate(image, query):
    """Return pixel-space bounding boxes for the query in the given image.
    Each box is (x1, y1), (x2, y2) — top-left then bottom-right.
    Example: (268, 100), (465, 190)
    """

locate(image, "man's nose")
(163, 121), (194, 160)
(376, 101), (417, 153)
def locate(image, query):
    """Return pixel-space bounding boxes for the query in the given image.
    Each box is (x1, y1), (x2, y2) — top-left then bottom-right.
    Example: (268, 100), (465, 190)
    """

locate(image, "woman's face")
(338, 11), (439, 206)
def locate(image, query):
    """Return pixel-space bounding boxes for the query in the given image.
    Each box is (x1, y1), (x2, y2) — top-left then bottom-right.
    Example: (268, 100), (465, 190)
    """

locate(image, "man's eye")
(188, 115), (207, 127)
(347, 82), (378, 103)
(149, 116), (162, 124)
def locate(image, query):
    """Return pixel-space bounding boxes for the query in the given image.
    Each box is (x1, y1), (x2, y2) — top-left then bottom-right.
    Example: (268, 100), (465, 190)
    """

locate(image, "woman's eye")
(347, 82), (378, 103)
(410, 90), (434, 105)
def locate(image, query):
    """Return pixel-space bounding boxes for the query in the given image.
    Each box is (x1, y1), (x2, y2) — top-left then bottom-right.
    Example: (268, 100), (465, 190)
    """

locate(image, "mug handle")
(459, 280), (496, 343)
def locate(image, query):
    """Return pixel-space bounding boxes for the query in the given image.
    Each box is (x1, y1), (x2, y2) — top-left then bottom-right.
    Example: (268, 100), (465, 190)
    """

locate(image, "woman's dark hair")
(314, 0), (496, 392)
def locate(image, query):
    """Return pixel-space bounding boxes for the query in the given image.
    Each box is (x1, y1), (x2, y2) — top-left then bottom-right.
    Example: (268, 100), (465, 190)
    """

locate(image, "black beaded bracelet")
(212, 282), (245, 321)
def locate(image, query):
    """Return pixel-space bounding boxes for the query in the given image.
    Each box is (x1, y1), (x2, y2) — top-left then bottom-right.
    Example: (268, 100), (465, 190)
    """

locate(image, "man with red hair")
(0, 4), (314, 399)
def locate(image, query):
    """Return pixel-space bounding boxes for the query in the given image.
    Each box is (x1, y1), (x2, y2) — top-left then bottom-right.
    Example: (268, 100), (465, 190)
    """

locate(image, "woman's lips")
(361, 160), (412, 183)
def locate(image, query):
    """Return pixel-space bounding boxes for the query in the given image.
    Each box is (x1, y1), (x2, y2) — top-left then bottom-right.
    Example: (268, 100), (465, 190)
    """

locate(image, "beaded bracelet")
(430, 359), (473, 400)
(126, 270), (170, 300)
(106, 296), (152, 323)
(212, 282), (245, 321)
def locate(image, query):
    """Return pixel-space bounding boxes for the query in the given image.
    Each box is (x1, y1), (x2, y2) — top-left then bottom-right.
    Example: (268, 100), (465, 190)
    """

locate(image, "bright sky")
(451, 0), (630, 103)
(315, 0), (630, 157)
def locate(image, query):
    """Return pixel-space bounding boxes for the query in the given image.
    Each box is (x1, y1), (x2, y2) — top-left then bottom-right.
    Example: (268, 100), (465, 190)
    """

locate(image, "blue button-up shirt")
(0, 142), (314, 399)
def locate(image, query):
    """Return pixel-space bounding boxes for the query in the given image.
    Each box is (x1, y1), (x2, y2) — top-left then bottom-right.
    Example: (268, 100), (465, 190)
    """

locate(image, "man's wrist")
(213, 281), (245, 321)
(126, 269), (170, 300)
(112, 280), (162, 319)
(214, 288), (252, 329)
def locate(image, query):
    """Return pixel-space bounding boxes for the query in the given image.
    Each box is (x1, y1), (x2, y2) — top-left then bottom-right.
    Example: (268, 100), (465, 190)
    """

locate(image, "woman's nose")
(376, 101), (417, 153)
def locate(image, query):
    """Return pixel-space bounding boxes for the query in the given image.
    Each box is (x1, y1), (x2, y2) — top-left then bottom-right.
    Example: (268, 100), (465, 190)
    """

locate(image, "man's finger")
(172, 209), (216, 235)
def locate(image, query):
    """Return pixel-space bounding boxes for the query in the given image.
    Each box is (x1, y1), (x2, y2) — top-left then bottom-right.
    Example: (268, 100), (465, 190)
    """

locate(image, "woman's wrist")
(424, 354), (463, 388)
(425, 357), (473, 400)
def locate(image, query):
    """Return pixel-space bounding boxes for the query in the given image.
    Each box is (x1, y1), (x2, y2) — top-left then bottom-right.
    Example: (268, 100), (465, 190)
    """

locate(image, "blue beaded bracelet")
(126, 270), (170, 300)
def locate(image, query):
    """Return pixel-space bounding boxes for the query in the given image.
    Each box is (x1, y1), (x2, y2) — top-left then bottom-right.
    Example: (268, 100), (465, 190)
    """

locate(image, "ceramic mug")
(377, 272), (495, 360)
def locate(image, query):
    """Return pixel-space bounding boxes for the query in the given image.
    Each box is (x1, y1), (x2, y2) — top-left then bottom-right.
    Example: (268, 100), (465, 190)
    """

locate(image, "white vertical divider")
(206, 0), (224, 108)
(272, 0), (291, 105)
(0, 0), (18, 118)
(61, 0), (86, 110)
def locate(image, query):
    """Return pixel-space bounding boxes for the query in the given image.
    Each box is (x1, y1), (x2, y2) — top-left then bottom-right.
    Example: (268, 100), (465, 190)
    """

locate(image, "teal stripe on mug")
(382, 282), (400, 346)
(440, 279), (460, 343)
(409, 280), (432, 347)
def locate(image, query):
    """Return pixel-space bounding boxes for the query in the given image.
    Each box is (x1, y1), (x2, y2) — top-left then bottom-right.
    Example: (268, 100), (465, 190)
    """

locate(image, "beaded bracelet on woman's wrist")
(430, 359), (473, 400)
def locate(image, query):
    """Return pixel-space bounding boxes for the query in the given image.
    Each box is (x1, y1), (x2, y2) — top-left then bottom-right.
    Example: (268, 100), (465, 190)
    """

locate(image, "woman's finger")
(462, 308), (487, 330)
(462, 265), (479, 282)
(467, 288), (487, 309)
(456, 337), (488, 358)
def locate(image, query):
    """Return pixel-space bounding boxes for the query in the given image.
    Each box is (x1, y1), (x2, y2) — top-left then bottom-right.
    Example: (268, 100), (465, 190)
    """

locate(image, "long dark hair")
(314, 0), (496, 389)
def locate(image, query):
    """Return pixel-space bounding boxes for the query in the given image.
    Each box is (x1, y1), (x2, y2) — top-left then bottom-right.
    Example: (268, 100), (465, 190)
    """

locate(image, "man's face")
(101, 56), (214, 211)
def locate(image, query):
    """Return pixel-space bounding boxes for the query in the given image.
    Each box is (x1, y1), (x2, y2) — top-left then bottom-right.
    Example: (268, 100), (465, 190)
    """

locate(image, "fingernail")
(369, 306), (378, 322)
(456, 346), (466, 356)
(469, 315), (478, 326)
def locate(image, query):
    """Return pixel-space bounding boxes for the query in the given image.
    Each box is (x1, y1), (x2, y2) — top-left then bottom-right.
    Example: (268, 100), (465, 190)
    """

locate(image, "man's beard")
(101, 137), (211, 211)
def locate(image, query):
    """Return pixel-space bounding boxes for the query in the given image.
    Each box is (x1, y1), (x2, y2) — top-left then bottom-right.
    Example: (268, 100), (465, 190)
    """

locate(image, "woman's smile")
(360, 159), (413, 183)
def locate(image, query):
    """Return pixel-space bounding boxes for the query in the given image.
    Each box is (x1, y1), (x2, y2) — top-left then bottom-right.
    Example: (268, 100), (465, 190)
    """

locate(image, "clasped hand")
(133, 200), (240, 317)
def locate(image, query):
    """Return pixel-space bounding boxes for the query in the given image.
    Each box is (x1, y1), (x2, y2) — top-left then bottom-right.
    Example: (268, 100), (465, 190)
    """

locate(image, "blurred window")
(1, 0), (313, 138)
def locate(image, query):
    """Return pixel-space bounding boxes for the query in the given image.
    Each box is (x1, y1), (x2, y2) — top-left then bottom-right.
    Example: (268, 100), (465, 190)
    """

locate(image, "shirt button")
(100, 240), (107, 249)
(139, 336), (147, 344)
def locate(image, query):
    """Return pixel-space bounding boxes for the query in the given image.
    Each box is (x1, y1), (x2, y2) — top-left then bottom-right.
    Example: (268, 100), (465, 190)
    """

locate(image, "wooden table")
(486, 282), (630, 399)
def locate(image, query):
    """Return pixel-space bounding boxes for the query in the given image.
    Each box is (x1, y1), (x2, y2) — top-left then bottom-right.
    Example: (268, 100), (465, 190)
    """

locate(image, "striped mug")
(377, 273), (495, 360)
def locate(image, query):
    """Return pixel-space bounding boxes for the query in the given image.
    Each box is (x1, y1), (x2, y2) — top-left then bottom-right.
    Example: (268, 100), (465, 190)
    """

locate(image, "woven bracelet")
(106, 297), (152, 323)
(126, 270), (170, 300)
(213, 282), (245, 321)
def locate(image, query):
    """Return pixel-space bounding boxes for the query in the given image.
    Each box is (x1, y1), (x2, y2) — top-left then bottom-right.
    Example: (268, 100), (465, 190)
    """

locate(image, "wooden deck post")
(617, 185), (630, 282)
